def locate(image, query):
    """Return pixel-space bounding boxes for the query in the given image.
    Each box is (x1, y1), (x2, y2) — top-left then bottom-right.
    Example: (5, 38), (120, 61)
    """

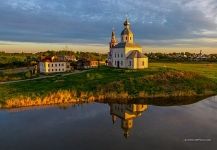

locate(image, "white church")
(108, 19), (148, 69)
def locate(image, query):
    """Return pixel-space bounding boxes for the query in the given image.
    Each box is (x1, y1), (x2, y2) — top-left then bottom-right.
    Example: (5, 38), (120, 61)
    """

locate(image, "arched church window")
(129, 61), (132, 66)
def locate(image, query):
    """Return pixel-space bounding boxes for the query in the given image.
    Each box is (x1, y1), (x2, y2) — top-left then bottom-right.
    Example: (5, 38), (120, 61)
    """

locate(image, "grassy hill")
(0, 63), (217, 108)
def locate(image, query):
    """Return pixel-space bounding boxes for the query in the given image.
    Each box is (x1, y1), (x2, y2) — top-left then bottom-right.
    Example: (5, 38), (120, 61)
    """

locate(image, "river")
(0, 96), (216, 150)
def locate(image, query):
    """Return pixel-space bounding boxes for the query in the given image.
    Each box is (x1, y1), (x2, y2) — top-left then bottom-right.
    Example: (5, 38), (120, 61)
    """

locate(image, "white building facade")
(39, 56), (71, 74)
(108, 19), (148, 69)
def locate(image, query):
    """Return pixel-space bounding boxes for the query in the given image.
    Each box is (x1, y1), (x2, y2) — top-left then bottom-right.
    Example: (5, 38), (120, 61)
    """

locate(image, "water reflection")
(106, 96), (213, 138)
(0, 96), (216, 150)
(109, 103), (148, 138)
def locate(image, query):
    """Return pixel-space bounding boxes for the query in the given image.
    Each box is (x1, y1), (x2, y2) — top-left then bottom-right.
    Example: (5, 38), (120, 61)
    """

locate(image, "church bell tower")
(121, 18), (134, 44)
(110, 29), (118, 48)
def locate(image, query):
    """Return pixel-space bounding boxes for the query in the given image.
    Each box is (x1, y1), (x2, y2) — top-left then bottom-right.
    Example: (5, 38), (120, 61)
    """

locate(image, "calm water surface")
(0, 96), (217, 150)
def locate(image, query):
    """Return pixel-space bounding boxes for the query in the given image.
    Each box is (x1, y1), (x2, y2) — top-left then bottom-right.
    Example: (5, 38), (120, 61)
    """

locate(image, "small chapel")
(108, 19), (148, 69)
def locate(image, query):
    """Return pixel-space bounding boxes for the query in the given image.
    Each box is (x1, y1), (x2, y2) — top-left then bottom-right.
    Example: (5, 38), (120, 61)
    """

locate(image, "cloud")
(0, 0), (217, 49)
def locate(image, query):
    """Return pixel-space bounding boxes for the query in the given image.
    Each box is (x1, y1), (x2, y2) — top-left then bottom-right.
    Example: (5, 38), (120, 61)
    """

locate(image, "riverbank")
(0, 63), (217, 108)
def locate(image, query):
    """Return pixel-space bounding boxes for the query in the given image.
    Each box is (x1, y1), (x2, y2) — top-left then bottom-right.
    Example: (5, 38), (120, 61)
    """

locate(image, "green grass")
(0, 71), (38, 82)
(150, 63), (217, 80)
(0, 63), (217, 104)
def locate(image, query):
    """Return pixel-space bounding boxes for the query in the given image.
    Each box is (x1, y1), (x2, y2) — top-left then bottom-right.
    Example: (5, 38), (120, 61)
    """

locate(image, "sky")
(0, 0), (217, 54)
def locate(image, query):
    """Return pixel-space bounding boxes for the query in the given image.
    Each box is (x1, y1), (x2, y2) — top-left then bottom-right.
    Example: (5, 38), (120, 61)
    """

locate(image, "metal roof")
(127, 50), (147, 59)
(113, 42), (142, 48)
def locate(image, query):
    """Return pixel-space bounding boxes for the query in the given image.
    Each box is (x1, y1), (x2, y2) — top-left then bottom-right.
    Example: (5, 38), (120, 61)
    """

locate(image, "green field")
(151, 63), (217, 80)
(0, 63), (217, 107)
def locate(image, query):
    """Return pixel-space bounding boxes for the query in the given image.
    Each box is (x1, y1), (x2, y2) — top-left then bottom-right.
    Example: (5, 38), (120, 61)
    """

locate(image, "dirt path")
(0, 70), (89, 85)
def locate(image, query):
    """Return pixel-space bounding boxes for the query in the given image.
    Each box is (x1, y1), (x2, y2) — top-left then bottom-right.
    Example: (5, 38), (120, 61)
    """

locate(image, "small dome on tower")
(124, 18), (130, 26)
(121, 18), (133, 36)
(121, 28), (133, 35)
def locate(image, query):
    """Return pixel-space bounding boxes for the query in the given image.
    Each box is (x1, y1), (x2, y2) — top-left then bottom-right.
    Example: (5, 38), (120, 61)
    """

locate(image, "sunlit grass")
(150, 63), (217, 80)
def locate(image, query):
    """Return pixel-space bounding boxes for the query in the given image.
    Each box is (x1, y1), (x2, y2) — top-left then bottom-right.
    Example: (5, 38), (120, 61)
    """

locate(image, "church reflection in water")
(109, 103), (148, 138)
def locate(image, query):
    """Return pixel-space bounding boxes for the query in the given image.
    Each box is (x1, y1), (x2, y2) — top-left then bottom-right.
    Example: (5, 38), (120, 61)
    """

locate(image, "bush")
(24, 71), (32, 78)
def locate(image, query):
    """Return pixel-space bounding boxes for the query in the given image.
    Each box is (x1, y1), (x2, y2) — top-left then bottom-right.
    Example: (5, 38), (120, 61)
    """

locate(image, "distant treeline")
(147, 52), (217, 63)
(36, 50), (107, 61)
(1, 51), (217, 69)
(0, 52), (37, 69)
(0, 51), (108, 69)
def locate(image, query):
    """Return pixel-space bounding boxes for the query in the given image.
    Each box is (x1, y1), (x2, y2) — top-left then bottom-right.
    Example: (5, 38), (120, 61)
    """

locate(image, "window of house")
(52, 69), (53, 71)
(130, 37), (132, 40)
(62, 63), (64, 66)
(142, 61), (145, 66)
(115, 53), (116, 58)
(121, 53), (123, 58)
(129, 61), (132, 66)
(59, 64), (61, 66)
(56, 69), (57, 71)
(52, 64), (53, 67)
(55, 64), (57, 67)
(115, 61), (116, 65)
(48, 64), (50, 67)
(121, 61), (123, 66)
(48, 69), (50, 72)
(59, 69), (61, 71)
(126, 37), (127, 40)
(62, 69), (64, 71)
(118, 53), (119, 58)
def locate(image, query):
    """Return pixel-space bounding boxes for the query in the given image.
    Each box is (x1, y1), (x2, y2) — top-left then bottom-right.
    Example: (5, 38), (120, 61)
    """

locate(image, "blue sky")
(0, 0), (217, 53)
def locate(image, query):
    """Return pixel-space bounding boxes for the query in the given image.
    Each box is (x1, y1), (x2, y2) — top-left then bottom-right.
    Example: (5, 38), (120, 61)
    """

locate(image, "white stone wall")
(121, 34), (134, 43)
(39, 62), (70, 73)
(110, 47), (148, 69)
(126, 58), (134, 69)
(111, 48), (126, 68)
(39, 62), (45, 73)
(133, 57), (148, 69)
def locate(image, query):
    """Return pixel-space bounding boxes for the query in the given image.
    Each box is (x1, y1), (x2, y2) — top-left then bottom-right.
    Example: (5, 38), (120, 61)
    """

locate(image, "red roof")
(41, 57), (52, 62)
